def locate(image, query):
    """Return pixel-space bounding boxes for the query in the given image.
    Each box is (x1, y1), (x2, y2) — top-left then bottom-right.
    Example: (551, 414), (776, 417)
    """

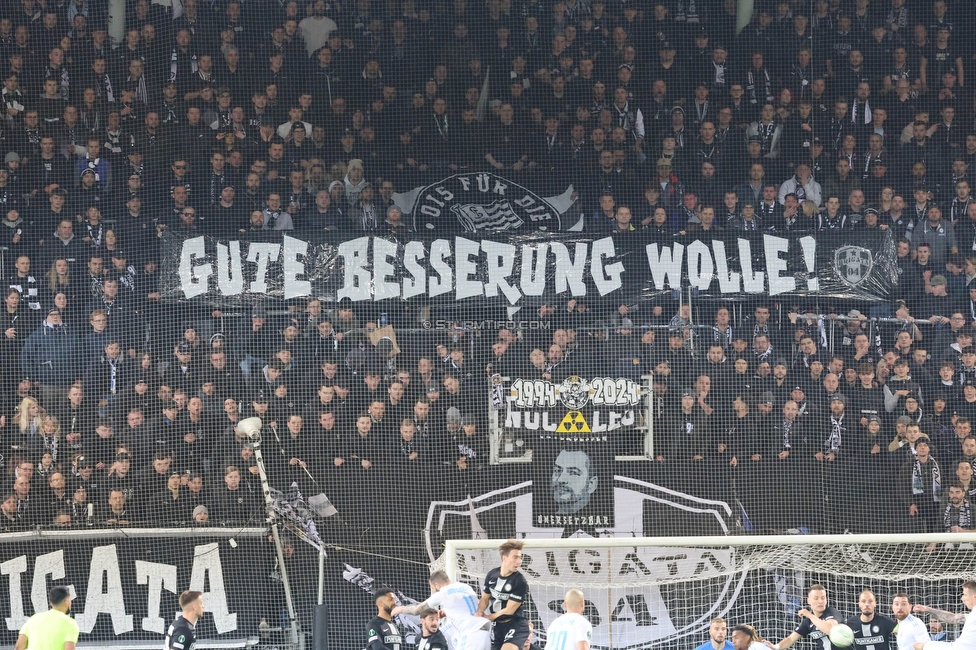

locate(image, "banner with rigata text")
(158, 227), (898, 308)
(0, 530), (272, 644)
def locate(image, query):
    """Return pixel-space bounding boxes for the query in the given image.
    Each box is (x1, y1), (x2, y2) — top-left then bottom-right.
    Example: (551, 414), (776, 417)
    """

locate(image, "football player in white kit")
(392, 571), (491, 650)
(544, 590), (591, 650)
(892, 593), (930, 650)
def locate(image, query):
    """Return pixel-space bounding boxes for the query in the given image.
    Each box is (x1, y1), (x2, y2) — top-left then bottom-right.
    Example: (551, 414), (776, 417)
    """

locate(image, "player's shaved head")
(564, 589), (584, 612)
(429, 570), (450, 587)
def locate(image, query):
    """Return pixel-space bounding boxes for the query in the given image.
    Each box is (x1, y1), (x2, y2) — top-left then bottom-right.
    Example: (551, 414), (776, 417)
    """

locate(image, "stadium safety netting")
(435, 537), (976, 648)
(3, 0), (976, 646)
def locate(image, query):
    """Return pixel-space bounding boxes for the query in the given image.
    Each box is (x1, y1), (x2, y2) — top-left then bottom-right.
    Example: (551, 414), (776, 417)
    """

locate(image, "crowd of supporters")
(3, 0), (976, 537)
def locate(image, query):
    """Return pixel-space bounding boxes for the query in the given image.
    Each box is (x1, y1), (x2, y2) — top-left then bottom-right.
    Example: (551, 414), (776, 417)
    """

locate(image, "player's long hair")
(731, 624), (765, 643)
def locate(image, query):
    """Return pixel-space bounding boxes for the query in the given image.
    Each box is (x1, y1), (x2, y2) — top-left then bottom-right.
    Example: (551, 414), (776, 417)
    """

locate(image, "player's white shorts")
(452, 627), (491, 650)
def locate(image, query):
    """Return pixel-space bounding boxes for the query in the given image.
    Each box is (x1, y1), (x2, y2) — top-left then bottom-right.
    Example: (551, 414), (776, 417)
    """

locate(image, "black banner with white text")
(0, 531), (273, 644)
(159, 228), (898, 307)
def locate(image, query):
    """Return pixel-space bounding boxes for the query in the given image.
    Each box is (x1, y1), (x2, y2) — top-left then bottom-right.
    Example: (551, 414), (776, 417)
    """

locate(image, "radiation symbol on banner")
(556, 410), (591, 433)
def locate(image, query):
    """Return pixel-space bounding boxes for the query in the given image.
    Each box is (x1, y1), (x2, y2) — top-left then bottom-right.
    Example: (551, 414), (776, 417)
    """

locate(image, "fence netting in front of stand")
(3, 0), (971, 642)
(0, 529), (284, 648)
(435, 539), (976, 649)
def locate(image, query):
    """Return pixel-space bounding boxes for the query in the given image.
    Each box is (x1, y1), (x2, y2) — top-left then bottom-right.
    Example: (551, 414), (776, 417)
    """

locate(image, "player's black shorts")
(491, 618), (530, 650)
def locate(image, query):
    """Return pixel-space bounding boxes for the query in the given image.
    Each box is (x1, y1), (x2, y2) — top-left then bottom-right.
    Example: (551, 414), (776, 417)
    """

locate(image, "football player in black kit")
(476, 539), (530, 650)
(366, 589), (404, 650)
(843, 589), (896, 650)
(165, 591), (204, 650)
(771, 585), (840, 650)
(417, 607), (449, 650)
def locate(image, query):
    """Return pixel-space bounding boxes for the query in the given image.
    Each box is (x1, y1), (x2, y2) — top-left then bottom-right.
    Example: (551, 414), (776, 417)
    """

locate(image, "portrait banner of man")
(532, 441), (615, 531)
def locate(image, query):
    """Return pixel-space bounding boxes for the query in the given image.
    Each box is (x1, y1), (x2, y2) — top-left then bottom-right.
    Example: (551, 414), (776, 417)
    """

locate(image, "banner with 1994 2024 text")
(160, 224), (898, 308)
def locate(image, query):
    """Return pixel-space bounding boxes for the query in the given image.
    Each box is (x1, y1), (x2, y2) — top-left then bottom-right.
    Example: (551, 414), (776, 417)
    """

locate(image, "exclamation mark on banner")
(799, 236), (818, 291)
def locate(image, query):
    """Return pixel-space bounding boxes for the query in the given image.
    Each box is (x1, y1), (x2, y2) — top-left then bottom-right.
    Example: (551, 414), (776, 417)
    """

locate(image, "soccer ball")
(829, 624), (855, 648)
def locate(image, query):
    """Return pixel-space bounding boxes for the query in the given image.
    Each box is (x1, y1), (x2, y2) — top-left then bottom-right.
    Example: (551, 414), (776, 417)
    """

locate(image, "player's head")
(374, 588), (396, 616)
(962, 581), (976, 609)
(418, 606), (440, 634)
(179, 590), (204, 617)
(708, 618), (728, 644)
(563, 589), (585, 615)
(730, 625), (759, 650)
(428, 570), (451, 592)
(49, 586), (72, 612)
(498, 539), (524, 572)
(551, 448), (598, 515)
(892, 592), (912, 620)
(858, 589), (876, 616)
(807, 585), (827, 612)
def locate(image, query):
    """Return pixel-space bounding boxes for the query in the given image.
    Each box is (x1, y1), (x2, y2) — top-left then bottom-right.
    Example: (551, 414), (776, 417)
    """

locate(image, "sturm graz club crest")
(392, 173), (581, 233)
(834, 245), (874, 286)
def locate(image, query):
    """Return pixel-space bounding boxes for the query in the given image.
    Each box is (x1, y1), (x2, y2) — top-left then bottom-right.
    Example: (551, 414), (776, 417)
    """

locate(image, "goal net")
(436, 534), (976, 649)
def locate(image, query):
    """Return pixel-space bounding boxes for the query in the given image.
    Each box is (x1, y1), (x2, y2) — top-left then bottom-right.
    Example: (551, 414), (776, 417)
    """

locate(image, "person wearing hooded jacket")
(20, 305), (79, 405)
(343, 158), (367, 207)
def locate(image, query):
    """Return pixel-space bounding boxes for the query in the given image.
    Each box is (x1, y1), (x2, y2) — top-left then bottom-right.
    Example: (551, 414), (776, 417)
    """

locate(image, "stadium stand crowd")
(3, 0), (976, 551)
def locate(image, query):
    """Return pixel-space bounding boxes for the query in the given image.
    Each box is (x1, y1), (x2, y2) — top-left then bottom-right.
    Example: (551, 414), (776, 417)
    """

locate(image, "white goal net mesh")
(435, 537), (976, 649)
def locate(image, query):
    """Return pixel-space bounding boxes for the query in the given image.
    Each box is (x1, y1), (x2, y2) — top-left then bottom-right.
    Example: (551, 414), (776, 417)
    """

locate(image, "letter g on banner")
(180, 237), (212, 298)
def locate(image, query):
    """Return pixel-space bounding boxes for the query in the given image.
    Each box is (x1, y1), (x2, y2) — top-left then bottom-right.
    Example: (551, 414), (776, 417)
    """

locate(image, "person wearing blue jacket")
(20, 305), (79, 406)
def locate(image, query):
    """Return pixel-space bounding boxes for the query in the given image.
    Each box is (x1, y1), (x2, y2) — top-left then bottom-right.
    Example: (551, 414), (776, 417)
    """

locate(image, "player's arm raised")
(391, 602), (429, 617)
(913, 604), (967, 625)
(797, 609), (838, 635)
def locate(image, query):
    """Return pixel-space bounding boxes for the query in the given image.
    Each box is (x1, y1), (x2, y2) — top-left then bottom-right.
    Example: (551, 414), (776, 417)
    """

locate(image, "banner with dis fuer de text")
(159, 219), (898, 307)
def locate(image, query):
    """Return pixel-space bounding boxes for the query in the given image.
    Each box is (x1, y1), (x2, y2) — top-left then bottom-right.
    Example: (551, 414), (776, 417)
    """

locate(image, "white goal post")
(439, 534), (976, 649)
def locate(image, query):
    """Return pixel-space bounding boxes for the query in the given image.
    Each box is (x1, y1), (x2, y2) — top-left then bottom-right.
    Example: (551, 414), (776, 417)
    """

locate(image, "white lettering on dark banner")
(172, 230), (895, 302)
(3, 544), (236, 634)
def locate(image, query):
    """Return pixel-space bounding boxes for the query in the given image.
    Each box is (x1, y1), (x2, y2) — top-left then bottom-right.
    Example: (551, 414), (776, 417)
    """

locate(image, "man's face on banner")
(551, 449), (598, 514)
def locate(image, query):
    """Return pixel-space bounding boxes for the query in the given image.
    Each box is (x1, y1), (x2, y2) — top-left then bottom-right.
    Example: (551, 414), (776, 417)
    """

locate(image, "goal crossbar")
(443, 533), (976, 580)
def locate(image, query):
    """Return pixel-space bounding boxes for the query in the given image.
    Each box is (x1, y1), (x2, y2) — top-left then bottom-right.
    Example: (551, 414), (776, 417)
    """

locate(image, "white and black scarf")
(912, 457), (942, 500)
(782, 419), (794, 449)
(826, 415), (844, 453)
(712, 325), (732, 347)
(944, 499), (974, 530)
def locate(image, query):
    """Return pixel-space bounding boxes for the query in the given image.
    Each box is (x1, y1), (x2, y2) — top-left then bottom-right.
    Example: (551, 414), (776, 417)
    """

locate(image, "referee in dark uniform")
(165, 591), (204, 650)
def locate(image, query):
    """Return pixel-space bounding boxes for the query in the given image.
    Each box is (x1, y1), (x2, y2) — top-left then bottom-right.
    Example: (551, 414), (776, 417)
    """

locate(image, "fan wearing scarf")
(897, 434), (942, 531)
(19, 305), (79, 407)
(940, 483), (975, 533)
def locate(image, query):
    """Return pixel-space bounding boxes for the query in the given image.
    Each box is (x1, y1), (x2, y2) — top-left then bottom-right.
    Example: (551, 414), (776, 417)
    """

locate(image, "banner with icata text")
(159, 228), (897, 307)
(0, 530), (272, 644)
